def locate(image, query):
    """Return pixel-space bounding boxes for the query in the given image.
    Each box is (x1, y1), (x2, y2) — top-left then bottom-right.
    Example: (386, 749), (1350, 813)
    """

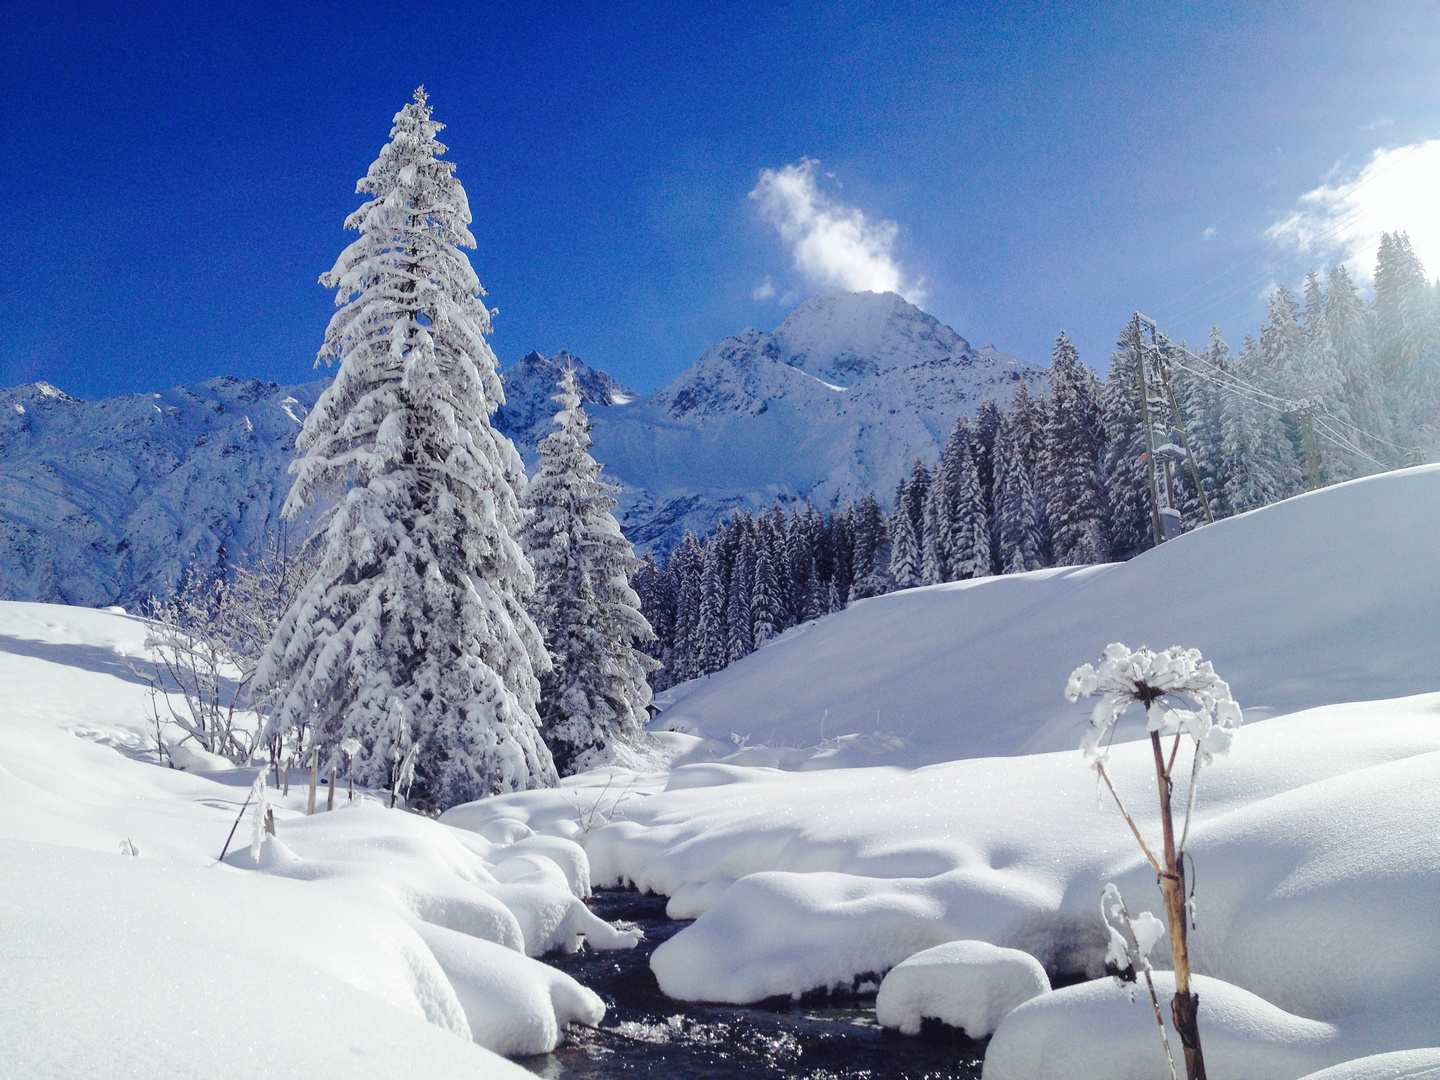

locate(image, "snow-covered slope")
(0, 292), (1038, 603)
(652, 463), (1440, 765)
(443, 465), (1440, 1075)
(0, 377), (327, 607)
(0, 601), (635, 1074)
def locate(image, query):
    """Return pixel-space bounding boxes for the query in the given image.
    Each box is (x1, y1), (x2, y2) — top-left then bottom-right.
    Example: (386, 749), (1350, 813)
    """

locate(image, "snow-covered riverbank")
(5, 465), (1440, 1078)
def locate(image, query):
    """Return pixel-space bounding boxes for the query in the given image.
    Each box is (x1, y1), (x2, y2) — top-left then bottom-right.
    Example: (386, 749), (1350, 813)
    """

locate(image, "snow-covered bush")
(1066, 643), (1243, 1080)
(134, 529), (320, 765)
(137, 572), (257, 762)
(257, 88), (556, 808)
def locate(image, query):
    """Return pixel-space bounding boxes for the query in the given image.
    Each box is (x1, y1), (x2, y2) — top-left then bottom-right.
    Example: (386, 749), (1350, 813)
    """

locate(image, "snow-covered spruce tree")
(1101, 320), (1162, 560)
(520, 371), (659, 774)
(848, 490), (890, 599)
(750, 534), (784, 646)
(949, 438), (992, 579)
(1039, 332), (1108, 566)
(695, 543), (728, 675)
(256, 89), (557, 807)
(887, 479), (923, 589)
(1255, 285), (1315, 490)
(1218, 333), (1298, 514)
(920, 474), (954, 584)
(991, 421), (1044, 573)
(726, 522), (756, 663)
(1324, 264), (1392, 465)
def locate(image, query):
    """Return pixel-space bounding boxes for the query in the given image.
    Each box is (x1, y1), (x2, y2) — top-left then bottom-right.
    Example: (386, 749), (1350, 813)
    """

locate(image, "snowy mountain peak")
(771, 291), (974, 384)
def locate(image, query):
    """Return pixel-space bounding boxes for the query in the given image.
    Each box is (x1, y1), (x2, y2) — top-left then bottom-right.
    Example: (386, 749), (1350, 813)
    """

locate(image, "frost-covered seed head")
(1067, 643), (1242, 767)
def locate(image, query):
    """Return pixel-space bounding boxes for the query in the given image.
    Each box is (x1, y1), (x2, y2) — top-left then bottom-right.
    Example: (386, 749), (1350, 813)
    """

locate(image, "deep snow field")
(5, 465), (1440, 1078)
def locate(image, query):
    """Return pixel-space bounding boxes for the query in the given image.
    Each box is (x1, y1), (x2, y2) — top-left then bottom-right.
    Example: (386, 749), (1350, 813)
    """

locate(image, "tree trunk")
(327, 767), (336, 811)
(1152, 732), (1206, 1080)
(306, 747), (319, 815)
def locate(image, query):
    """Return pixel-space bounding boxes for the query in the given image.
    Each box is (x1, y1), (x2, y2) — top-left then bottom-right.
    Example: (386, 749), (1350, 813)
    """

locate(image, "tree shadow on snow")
(0, 633), (153, 687)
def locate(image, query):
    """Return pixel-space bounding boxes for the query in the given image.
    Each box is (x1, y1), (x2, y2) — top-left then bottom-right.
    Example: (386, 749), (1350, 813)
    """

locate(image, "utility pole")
(1136, 314), (1217, 532)
(1132, 314), (1166, 548)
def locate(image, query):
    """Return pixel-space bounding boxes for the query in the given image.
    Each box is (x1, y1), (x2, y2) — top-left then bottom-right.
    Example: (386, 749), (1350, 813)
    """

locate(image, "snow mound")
(1298, 1050), (1440, 1080)
(652, 464), (1440, 764)
(984, 971), (1343, 1080)
(457, 691), (1440, 1066)
(0, 601), (635, 1067)
(874, 939), (1049, 1037)
(0, 840), (533, 1079)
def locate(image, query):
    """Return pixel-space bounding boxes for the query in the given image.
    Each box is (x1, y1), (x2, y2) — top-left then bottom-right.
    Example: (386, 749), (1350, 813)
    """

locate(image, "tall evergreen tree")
(1038, 332), (1107, 566)
(974, 398), (1004, 517)
(887, 492), (923, 590)
(751, 533), (784, 646)
(669, 532), (704, 685)
(1218, 334), (1299, 513)
(726, 524), (756, 662)
(991, 422), (1043, 573)
(903, 458), (931, 529)
(848, 491), (890, 599)
(257, 89), (555, 806)
(920, 473), (954, 584)
(949, 438), (992, 579)
(1325, 263), (1391, 467)
(520, 371), (659, 774)
(1101, 321), (1160, 561)
(1255, 285), (1316, 490)
(1166, 331), (1226, 524)
(695, 542), (727, 675)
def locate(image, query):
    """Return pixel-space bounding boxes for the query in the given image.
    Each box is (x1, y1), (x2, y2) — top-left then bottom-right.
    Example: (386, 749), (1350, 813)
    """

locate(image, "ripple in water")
(521, 891), (985, 1080)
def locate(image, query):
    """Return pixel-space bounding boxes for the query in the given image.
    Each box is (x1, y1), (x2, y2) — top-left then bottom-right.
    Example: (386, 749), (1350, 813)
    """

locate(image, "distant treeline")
(635, 232), (1436, 690)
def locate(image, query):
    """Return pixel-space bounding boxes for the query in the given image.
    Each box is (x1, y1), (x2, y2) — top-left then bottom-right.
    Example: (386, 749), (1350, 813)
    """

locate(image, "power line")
(1147, 324), (1421, 466)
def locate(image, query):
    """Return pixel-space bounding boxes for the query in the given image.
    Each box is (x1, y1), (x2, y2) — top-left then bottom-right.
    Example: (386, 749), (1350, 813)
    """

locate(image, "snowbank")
(984, 972), (1346, 1080)
(0, 840), (536, 1080)
(455, 694), (1440, 1067)
(1298, 1050), (1440, 1080)
(652, 464), (1440, 765)
(874, 940), (1049, 1037)
(0, 601), (634, 1070)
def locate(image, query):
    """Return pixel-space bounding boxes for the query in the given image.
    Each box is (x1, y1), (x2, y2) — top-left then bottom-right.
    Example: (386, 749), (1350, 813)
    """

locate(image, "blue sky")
(3, 2), (1439, 399)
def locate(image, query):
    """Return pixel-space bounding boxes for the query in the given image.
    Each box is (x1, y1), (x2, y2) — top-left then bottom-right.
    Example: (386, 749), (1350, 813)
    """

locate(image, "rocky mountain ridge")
(0, 292), (1042, 605)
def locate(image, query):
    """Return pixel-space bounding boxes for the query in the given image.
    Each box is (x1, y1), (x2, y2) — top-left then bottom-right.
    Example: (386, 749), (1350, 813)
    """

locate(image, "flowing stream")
(520, 890), (986, 1080)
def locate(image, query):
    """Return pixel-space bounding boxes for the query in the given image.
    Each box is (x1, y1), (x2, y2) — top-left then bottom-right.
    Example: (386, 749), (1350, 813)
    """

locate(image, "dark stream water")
(519, 891), (986, 1080)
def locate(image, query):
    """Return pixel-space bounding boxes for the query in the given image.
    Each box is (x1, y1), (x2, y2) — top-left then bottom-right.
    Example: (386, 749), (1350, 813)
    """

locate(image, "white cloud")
(751, 276), (776, 301)
(1363, 117), (1395, 131)
(1203, 226), (1216, 240)
(749, 158), (926, 304)
(1266, 139), (1440, 281)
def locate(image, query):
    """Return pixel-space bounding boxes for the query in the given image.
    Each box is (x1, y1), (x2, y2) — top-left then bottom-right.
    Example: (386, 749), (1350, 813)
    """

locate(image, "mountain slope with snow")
(0, 377), (328, 607)
(651, 463), (1440, 765)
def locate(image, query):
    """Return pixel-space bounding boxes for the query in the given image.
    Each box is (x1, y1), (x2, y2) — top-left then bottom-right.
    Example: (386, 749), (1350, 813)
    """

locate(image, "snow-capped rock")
(518, 291), (1045, 550)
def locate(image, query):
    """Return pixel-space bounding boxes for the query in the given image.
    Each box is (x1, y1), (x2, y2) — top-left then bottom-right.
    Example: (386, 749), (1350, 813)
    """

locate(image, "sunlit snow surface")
(654, 463), (1440, 764)
(0, 603), (635, 1076)
(448, 465), (1440, 1079)
(7, 464), (1440, 1079)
